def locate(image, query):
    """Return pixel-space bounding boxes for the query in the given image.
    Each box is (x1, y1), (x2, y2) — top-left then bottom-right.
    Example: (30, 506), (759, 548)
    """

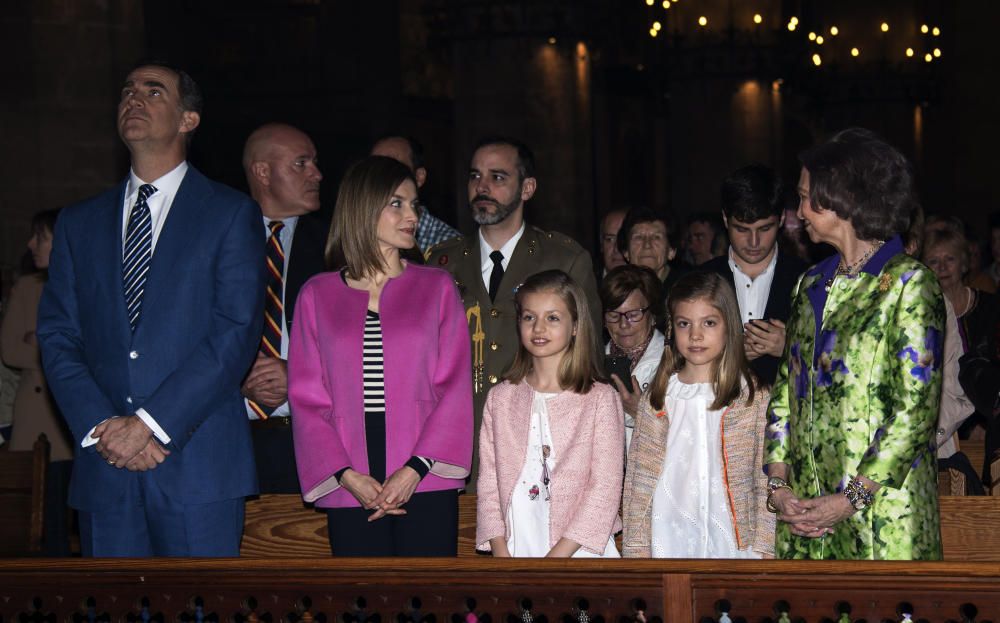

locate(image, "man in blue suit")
(37, 62), (265, 557)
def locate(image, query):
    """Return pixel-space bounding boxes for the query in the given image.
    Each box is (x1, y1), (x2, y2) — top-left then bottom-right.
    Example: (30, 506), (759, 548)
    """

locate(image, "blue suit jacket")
(38, 166), (266, 512)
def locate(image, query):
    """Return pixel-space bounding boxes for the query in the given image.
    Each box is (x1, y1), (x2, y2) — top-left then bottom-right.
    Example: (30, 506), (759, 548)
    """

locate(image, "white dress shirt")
(479, 221), (526, 292)
(84, 161), (189, 447)
(728, 246), (778, 324)
(245, 215), (298, 420)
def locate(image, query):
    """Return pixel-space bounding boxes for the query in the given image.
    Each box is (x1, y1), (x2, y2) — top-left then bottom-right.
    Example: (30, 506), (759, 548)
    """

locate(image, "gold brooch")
(879, 273), (892, 292)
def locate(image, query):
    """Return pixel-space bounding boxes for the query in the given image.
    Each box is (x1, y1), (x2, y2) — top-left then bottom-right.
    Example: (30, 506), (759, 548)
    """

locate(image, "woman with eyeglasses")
(600, 265), (665, 452)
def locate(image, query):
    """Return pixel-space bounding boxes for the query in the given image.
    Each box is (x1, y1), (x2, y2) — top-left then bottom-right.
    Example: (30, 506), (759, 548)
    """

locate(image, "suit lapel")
(140, 167), (211, 314)
(104, 181), (132, 341)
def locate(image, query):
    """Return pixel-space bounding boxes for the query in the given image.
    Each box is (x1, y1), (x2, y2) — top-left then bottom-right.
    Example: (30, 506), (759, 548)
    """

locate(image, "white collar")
(479, 220), (526, 271)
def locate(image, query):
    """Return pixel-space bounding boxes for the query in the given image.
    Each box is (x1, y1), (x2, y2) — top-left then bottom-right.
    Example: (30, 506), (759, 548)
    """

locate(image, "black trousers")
(251, 421), (300, 494)
(325, 489), (458, 556)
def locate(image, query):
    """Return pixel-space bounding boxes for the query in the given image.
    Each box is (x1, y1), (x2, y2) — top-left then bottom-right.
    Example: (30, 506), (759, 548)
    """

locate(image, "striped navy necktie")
(123, 183), (156, 331)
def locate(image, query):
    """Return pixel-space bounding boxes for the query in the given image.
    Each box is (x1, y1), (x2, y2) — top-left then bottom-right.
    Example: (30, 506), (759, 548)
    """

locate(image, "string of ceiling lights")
(643, 2), (943, 67)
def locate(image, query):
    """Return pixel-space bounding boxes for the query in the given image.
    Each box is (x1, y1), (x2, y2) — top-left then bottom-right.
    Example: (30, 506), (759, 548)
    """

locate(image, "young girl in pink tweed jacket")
(476, 270), (624, 557)
(622, 272), (775, 558)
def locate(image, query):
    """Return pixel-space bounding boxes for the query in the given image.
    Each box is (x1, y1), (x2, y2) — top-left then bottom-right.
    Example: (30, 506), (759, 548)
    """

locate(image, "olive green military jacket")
(426, 224), (602, 489)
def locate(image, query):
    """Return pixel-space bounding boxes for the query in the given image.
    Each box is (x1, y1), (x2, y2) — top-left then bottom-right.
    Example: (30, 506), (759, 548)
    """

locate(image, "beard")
(470, 193), (520, 226)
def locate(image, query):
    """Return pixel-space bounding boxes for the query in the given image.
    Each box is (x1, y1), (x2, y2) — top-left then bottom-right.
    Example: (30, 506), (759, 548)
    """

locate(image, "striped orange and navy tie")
(249, 220), (285, 419)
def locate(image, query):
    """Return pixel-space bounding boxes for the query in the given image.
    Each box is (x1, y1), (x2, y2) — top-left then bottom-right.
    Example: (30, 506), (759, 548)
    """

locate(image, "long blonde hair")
(648, 272), (756, 411)
(504, 270), (601, 393)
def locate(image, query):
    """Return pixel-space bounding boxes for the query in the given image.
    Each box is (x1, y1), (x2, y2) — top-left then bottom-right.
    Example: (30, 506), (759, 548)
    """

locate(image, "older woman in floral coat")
(764, 129), (944, 560)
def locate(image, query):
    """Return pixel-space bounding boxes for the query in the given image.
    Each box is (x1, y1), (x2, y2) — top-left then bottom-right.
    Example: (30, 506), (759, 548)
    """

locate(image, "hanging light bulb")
(649, 28), (658, 37)
(932, 27), (941, 36)
(924, 53), (932, 62)
(880, 22), (890, 33)
(816, 35), (825, 45)
(698, 16), (708, 27)
(662, 0), (670, 8)
(851, 47), (860, 57)
(830, 26), (839, 36)
(812, 53), (822, 66)
(753, 14), (762, 25)
(906, 47), (914, 57)
(933, 48), (941, 57)
(808, 31), (816, 41)
(653, 21), (662, 31)
(921, 24), (929, 34)
(787, 21), (797, 31)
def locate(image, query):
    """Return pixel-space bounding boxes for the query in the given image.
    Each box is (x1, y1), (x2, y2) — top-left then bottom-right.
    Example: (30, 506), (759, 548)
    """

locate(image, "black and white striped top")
(361, 310), (434, 479)
(363, 311), (386, 414)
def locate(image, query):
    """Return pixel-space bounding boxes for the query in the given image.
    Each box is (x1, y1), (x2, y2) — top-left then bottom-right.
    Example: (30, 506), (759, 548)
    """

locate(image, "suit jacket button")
(489, 342), (499, 351)
(126, 396), (133, 404)
(488, 375), (499, 384)
(129, 350), (139, 360)
(490, 308), (500, 318)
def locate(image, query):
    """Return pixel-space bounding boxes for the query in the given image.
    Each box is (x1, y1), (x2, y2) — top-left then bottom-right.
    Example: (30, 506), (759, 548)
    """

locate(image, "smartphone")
(604, 356), (632, 390)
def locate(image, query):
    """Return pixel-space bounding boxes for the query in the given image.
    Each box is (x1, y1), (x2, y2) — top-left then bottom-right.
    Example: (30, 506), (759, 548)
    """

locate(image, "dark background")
(2, 0), (998, 273)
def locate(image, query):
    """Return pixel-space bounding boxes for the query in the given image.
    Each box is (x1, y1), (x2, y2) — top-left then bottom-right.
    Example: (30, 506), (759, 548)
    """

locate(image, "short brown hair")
(504, 270), (601, 394)
(799, 127), (916, 241)
(600, 264), (664, 325)
(648, 272), (756, 411)
(325, 156), (417, 279)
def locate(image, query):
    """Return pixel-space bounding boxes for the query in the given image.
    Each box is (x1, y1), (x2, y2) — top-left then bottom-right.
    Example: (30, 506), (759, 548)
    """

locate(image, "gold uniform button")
(489, 342), (499, 351)
(490, 308), (500, 318)
(488, 374), (499, 384)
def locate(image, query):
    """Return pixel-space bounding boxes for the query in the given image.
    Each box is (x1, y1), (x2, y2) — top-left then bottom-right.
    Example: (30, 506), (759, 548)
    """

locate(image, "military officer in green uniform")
(426, 137), (601, 489)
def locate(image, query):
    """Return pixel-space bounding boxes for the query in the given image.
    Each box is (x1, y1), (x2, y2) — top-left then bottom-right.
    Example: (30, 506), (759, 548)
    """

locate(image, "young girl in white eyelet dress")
(476, 270), (624, 558)
(622, 271), (774, 559)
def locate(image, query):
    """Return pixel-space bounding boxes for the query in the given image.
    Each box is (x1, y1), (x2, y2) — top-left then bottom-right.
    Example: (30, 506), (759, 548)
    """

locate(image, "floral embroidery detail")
(765, 409), (789, 441)
(790, 343), (809, 399)
(897, 326), (942, 384)
(816, 330), (849, 387)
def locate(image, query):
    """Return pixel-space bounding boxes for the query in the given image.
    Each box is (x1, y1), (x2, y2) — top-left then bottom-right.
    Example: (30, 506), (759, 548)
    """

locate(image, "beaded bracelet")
(843, 477), (874, 511)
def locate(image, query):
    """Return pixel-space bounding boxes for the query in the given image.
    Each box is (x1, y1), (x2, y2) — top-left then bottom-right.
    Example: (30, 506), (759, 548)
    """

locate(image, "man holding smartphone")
(700, 164), (807, 386)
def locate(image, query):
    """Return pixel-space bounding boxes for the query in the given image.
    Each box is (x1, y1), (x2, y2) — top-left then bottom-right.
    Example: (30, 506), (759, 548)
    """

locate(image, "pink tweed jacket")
(476, 380), (624, 555)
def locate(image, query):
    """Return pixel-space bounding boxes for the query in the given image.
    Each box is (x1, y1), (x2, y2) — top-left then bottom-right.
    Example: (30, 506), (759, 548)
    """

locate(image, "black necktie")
(488, 250), (504, 302)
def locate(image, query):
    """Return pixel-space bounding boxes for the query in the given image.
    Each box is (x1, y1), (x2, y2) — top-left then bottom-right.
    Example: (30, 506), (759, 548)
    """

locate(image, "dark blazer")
(252, 211), (329, 495)
(38, 166), (266, 512)
(701, 250), (807, 386)
(284, 212), (330, 335)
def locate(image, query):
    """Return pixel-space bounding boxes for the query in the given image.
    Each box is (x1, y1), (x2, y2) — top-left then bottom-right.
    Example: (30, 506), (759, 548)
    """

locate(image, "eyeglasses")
(604, 306), (650, 324)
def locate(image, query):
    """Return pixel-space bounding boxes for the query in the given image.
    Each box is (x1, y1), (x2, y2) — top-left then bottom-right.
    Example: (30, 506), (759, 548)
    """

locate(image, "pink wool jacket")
(476, 380), (624, 555)
(288, 265), (473, 508)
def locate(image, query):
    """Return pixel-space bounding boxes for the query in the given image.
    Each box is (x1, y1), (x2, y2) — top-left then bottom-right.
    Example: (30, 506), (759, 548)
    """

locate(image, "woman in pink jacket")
(476, 269), (624, 557)
(288, 156), (472, 556)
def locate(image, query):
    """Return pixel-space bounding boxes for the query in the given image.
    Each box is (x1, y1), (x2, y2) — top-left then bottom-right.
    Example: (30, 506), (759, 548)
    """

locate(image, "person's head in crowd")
(798, 127), (914, 246)
(924, 213), (964, 238)
(243, 123), (322, 220)
(720, 164), (784, 273)
(505, 269), (601, 394)
(468, 136), (536, 227)
(325, 156), (419, 277)
(903, 205), (926, 257)
(27, 208), (60, 275)
(371, 135), (427, 189)
(647, 271), (754, 412)
(778, 185), (812, 263)
(684, 212), (725, 266)
(922, 229), (970, 293)
(600, 209), (627, 273)
(617, 207), (677, 281)
(118, 61), (202, 155)
(600, 265), (664, 353)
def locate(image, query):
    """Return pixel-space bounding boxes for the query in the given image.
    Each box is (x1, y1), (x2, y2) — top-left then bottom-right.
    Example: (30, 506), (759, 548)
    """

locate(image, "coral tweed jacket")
(476, 380), (624, 555)
(622, 382), (775, 558)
